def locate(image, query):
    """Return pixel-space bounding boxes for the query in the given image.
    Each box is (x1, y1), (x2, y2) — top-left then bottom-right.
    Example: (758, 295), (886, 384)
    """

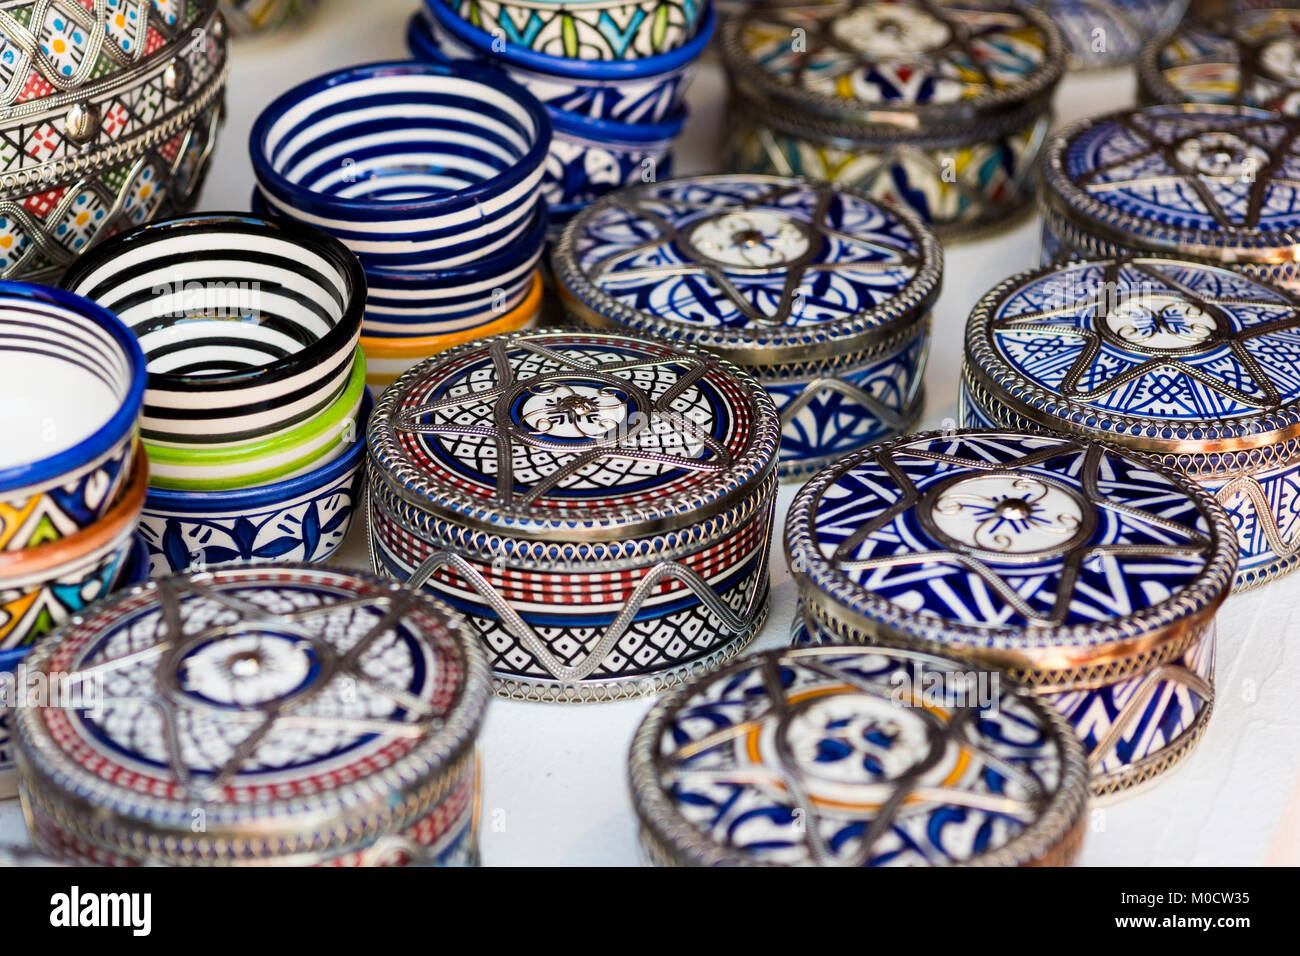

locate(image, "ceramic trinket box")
(784, 430), (1238, 798)
(963, 255), (1300, 590)
(1030, 0), (1187, 70)
(720, 0), (1065, 234)
(366, 329), (781, 702)
(552, 174), (942, 480)
(14, 565), (491, 865)
(629, 644), (1090, 865)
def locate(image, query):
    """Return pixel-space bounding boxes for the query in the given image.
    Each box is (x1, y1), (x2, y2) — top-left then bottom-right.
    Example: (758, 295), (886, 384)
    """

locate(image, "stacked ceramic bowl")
(0, 0), (229, 285)
(250, 61), (551, 393)
(409, 0), (713, 239)
(62, 213), (369, 576)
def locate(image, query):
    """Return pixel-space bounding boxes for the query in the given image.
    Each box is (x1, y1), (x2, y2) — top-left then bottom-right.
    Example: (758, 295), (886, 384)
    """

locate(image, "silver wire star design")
(656, 648), (1054, 866)
(63, 577), (444, 800)
(989, 257), (1300, 408)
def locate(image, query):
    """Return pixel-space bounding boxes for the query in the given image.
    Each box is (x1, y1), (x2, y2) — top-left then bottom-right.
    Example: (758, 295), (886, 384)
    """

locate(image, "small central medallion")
(684, 210), (813, 270)
(177, 631), (319, 709)
(1104, 294), (1218, 352)
(1175, 130), (1270, 179)
(830, 4), (952, 56)
(926, 474), (1089, 557)
(518, 381), (630, 441)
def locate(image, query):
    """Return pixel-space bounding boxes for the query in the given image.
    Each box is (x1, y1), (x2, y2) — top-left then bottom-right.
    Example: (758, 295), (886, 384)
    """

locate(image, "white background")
(2, 0), (1297, 865)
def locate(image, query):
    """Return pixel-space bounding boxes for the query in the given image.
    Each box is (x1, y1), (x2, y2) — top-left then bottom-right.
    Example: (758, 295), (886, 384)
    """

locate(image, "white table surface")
(3, 0), (1298, 866)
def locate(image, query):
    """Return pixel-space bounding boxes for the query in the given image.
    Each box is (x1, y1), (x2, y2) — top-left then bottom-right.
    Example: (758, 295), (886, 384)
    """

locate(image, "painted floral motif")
(0, 435), (134, 551)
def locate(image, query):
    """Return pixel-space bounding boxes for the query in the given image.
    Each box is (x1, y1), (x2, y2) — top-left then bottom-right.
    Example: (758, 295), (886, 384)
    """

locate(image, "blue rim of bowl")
(251, 187), (549, 288)
(415, 3), (715, 81)
(143, 390), (371, 513)
(250, 60), (553, 221)
(0, 281), (146, 497)
(548, 101), (686, 143)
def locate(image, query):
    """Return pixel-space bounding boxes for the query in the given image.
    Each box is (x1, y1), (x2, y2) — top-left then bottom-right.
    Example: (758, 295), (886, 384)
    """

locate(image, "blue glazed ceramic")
(543, 107), (683, 211)
(411, 4), (713, 124)
(250, 61), (552, 270)
(138, 393), (371, 575)
(963, 255), (1300, 591)
(0, 282), (145, 552)
(552, 174), (942, 479)
(785, 430), (1237, 797)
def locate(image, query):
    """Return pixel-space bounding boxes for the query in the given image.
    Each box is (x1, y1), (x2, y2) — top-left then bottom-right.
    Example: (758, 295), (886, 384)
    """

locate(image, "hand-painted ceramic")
(139, 392), (370, 574)
(14, 565), (490, 865)
(1140, 7), (1300, 111)
(553, 175), (942, 479)
(366, 329), (781, 702)
(221, 0), (317, 35)
(720, 0), (1064, 234)
(430, 0), (707, 60)
(629, 644), (1089, 866)
(544, 107), (682, 210)
(784, 430), (1237, 797)
(963, 256), (1300, 591)
(143, 349), (365, 492)
(411, 4), (712, 124)
(250, 61), (551, 270)
(0, 282), (145, 552)
(62, 213), (365, 447)
(1041, 104), (1300, 291)
(0, 445), (147, 652)
(0, 2), (228, 285)
(1026, 0), (1187, 70)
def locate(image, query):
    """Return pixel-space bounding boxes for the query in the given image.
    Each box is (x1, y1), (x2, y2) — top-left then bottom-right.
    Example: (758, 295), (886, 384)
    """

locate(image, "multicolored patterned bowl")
(62, 213), (365, 447)
(250, 61), (551, 270)
(428, 0), (708, 61)
(139, 391), (371, 574)
(0, 282), (145, 552)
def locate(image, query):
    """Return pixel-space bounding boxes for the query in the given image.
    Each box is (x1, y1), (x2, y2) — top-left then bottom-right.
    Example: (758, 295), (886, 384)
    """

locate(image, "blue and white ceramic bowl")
(411, 3), (713, 124)
(250, 61), (552, 270)
(138, 393), (371, 576)
(428, 0), (708, 61)
(544, 107), (683, 211)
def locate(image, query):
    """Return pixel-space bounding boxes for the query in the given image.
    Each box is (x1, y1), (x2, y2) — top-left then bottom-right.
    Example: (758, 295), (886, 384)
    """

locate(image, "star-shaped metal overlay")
(1159, 13), (1300, 104)
(988, 258), (1300, 411)
(393, 338), (735, 511)
(60, 576), (449, 802)
(821, 440), (1211, 625)
(655, 648), (1060, 866)
(580, 180), (921, 327)
(1071, 111), (1300, 230)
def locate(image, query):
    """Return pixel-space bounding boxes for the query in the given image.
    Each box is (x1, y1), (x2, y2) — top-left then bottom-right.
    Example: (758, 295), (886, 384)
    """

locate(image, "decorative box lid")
(784, 431), (1237, 688)
(629, 644), (1089, 866)
(552, 174), (942, 366)
(719, 0), (1064, 135)
(965, 256), (1300, 458)
(1032, 0), (1187, 70)
(367, 329), (781, 542)
(1042, 104), (1300, 263)
(13, 565), (490, 865)
(1139, 7), (1300, 110)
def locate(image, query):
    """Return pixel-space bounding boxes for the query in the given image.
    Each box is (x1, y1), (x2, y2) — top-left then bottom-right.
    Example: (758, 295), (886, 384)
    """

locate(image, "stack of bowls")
(250, 61), (551, 392)
(410, 0), (713, 239)
(0, 1), (229, 285)
(62, 213), (370, 576)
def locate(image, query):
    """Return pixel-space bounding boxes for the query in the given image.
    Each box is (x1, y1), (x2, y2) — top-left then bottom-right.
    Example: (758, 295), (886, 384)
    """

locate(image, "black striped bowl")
(250, 61), (552, 270)
(61, 214), (365, 447)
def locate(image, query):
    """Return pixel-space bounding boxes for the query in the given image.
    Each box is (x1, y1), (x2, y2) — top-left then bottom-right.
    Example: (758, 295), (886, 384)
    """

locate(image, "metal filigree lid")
(1042, 104), (1300, 262)
(552, 175), (942, 366)
(1140, 7), (1300, 111)
(784, 431), (1237, 683)
(629, 644), (1088, 866)
(720, 0), (1064, 132)
(367, 329), (781, 542)
(13, 565), (491, 864)
(1032, 0), (1187, 70)
(965, 256), (1300, 454)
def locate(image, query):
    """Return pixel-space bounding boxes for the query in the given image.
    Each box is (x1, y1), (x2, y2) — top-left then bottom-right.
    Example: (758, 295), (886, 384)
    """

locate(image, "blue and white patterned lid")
(552, 175), (942, 365)
(784, 431), (1237, 683)
(629, 644), (1089, 866)
(1043, 104), (1300, 256)
(965, 256), (1300, 451)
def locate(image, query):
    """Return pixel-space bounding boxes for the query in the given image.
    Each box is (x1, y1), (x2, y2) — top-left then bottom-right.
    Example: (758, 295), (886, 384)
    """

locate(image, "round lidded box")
(720, 0), (1065, 234)
(366, 328), (781, 703)
(784, 430), (1237, 798)
(963, 255), (1300, 590)
(552, 174), (942, 480)
(14, 565), (490, 865)
(629, 644), (1089, 866)
(1040, 103), (1300, 292)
